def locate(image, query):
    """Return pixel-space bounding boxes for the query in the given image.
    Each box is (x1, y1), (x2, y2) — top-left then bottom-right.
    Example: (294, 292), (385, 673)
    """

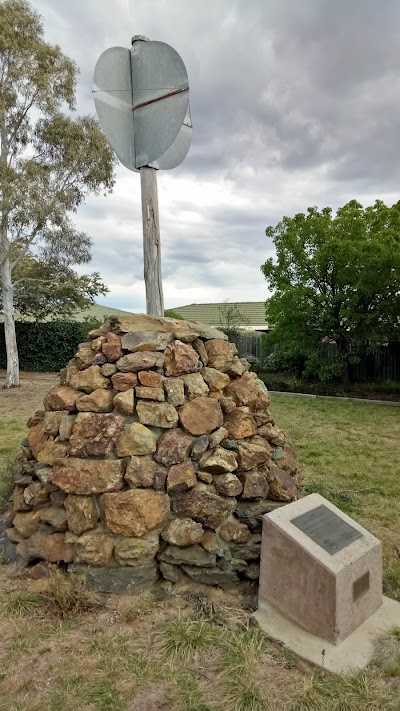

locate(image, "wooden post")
(140, 166), (164, 316)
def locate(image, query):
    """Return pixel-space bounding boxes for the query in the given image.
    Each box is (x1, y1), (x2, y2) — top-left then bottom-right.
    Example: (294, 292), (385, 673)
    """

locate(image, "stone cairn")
(4, 315), (302, 593)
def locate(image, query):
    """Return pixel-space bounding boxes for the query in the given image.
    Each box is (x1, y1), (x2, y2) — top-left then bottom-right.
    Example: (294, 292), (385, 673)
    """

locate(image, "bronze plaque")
(353, 572), (370, 600)
(291, 505), (362, 555)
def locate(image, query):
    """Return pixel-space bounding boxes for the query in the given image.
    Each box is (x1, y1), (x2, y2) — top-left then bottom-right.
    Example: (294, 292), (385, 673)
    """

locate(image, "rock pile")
(3, 314), (302, 592)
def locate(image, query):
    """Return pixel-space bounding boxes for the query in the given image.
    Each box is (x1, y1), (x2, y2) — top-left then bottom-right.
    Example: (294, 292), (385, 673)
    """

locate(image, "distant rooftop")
(171, 302), (269, 330)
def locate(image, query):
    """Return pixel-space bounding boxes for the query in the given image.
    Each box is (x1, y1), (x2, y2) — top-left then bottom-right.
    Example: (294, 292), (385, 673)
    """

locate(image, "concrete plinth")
(254, 595), (400, 674)
(258, 494), (382, 645)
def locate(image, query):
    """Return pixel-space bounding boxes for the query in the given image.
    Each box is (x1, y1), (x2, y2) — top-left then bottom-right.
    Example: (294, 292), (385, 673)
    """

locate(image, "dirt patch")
(0, 373), (58, 420)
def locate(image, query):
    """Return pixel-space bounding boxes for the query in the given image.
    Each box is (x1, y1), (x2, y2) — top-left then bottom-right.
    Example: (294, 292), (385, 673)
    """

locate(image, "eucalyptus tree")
(0, 0), (115, 387)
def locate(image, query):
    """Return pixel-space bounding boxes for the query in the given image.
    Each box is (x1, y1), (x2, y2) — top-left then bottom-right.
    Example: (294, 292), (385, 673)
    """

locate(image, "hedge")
(0, 321), (94, 372)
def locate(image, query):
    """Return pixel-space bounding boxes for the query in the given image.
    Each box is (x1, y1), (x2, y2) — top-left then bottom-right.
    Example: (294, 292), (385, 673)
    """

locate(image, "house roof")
(171, 302), (269, 329)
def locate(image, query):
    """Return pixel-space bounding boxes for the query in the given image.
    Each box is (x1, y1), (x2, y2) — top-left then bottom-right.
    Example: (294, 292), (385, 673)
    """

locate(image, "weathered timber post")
(140, 166), (164, 316)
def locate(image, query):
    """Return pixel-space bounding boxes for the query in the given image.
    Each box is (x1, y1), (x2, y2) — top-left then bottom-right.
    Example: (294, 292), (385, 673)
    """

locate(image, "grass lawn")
(0, 381), (400, 710)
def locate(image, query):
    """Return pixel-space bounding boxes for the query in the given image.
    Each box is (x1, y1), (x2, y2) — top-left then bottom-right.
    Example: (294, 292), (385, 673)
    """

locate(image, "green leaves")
(261, 200), (400, 382)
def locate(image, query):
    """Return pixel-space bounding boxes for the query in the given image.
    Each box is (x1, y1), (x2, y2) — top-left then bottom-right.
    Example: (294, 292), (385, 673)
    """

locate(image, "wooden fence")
(232, 332), (400, 382)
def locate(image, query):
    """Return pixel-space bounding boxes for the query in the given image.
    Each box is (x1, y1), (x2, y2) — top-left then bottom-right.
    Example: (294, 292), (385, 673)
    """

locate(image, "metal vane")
(93, 36), (192, 317)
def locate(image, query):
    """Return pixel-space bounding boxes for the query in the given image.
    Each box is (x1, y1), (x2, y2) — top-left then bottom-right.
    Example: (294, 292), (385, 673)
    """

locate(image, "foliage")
(1, 253), (108, 321)
(43, 567), (101, 618)
(261, 200), (400, 382)
(0, 320), (84, 371)
(0, 0), (115, 385)
(217, 300), (248, 331)
(164, 308), (184, 320)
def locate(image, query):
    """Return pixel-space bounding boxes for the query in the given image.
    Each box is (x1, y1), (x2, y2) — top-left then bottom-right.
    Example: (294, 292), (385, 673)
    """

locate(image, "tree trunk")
(140, 166), (164, 316)
(1, 253), (19, 388)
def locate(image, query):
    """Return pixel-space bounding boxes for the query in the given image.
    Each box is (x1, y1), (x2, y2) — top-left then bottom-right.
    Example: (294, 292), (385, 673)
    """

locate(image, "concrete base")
(254, 596), (400, 674)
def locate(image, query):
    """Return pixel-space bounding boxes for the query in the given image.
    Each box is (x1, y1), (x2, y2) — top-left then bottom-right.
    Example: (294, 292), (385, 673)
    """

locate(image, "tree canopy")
(261, 199), (400, 382)
(0, 0), (115, 386)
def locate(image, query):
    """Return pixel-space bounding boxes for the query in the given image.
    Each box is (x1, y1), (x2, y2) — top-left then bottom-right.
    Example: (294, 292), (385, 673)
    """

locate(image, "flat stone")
(240, 469), (270, 500)
(27, 422), (49, 458)
(181, 565), (239, 588)
(17, 531), (73, 562)
(164, 341), (201, 377)
(50, 458), (125, 494)
(111, 372), (138, 391)
(65, 495), (98, 534)
(136, 386), (165, 402)
(159, 544), (216, 568)
(163, 378), (185, 406)
(161, 518), (204, 546)
(182, 372), (209, 400)
(192, 338), (209, 365)
(191, 435), (209, 460)
(115, 422), (157, 456)
(228, 535), (261, 561)
(88, 322), (111, 338)
(39, 507), (68, 531)
(136, 401), (178, 429)
(172, 487), (236, 529)
(112, 313), (179, 334)
(5, 527), (24, 544)
(225, 372), (260, 407)
(101, 363), (117, 377)
(209, 427), (229, 448)
(37, 441), (68, 465)
(225, 407), (257, 439)
(214, 473), (243, 497)
(92, 352), (108, 367)
(75, 346), (95, 369)
(257, 424), (285, 446)
(235, 500), (285, 531)
(102, 333), (123, 362)
(13, 486), (31, 512)
(204, 339), (237, 370)
(113, 389), (135, 415)
(201, 367), (230, 392)
(74, 532), (115, 566)
(121, 331), (173, 352)
(69, 412), (124, 457)
(220, 397), (236, 414)
(159, 561), (182, 583)
(77, 389), (114, 413)
(268, 464), (298, 502)
(70, 366), (110, 394)
(23, 482), (49, 506)
(237, 441), (271, 471)
(186, 321), (228, 341)
(173, 327), (199, 342)
(154, 429), (193, 467)
(167, 460), (197, 493)
(116, 351), (164, 372)
(197, 470), (213, 484)
(13, 511), (42, 538)
(199, 447), (237, 473)
(59, 414), (76, 441)
(200, 530), (226, 556)
(125, 455), (159, 488)
(179, 397), (223, 436)
(220, 521), (251, 543)
(68, 562), (159, 594)
(114, 531), (160, 565)
(44, 386), (79, 412)
(138, 371), (162, 387)
(43, 411), (69, 435)
(102, 489), (170, 537)
(226, 359), (247, 377)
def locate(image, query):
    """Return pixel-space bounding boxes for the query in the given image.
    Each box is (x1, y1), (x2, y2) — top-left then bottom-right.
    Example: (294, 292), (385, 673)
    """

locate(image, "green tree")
(261, 200), (400, 383)
(218, 300), (248, 331)
(1, 252), (108, 321)
(0, 0), (115, 387)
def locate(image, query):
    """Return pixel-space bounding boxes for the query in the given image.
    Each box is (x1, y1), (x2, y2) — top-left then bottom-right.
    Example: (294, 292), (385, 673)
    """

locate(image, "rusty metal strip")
(133, 86), (188, 110)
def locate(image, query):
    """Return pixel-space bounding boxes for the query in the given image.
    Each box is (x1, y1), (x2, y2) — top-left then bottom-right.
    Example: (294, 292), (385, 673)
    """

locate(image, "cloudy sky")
(31, 0), (400, 312)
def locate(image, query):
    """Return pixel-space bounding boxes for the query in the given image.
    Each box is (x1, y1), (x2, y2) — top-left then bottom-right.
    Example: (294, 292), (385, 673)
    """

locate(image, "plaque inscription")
(291, 505), (362, 555)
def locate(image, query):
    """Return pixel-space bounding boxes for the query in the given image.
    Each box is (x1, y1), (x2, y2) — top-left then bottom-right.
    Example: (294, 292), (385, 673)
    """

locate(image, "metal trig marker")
(93, 35), (192, 316)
